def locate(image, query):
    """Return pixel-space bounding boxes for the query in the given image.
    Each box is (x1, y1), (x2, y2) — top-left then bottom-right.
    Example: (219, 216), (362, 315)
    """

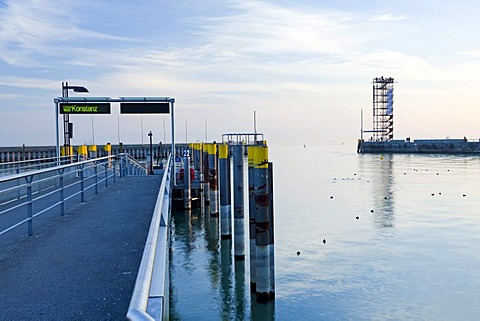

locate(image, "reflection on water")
(170, 146), (480, 320)
(170, 207), (275, 321)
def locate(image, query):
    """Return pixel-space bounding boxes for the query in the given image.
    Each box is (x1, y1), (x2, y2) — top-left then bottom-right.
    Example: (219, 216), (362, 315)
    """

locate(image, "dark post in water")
(208, 143), (219, 217)
(219, 144), (232, 239)
(253, 143), (274, 301)
(183, 148), (191, 209)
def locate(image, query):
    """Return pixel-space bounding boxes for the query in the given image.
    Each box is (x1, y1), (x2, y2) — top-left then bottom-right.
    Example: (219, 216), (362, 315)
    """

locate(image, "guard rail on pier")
(127, 154), (172, 321)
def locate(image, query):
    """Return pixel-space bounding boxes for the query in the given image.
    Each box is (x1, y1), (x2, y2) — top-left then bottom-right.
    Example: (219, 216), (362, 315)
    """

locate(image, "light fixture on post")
(61, 82), (89, 157)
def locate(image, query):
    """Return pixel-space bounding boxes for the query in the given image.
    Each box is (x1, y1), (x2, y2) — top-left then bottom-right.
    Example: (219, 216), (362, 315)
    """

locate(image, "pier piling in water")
(208, 143), (219, 217)
(252, 143), (274, 301)
(232, 143), (245, 260)
(219, 144), (232, 239)
(183, 149), (191, 209)
(248, 145), (257, 290)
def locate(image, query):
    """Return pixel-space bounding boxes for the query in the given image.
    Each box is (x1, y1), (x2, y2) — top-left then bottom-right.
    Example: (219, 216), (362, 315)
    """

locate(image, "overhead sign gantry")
(53, 96), (176, 182)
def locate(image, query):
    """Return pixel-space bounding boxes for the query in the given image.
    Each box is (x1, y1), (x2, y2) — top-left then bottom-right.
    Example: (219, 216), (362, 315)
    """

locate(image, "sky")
(1, 0), (480, 147)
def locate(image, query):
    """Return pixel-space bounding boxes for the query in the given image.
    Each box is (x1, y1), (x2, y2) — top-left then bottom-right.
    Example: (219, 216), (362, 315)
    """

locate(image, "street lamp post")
(148, 131), (153, 175)
(61, 82), (89, 157)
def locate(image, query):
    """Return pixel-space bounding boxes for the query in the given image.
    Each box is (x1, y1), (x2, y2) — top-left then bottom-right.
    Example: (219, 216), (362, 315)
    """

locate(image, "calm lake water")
(169, 145), (480, 320)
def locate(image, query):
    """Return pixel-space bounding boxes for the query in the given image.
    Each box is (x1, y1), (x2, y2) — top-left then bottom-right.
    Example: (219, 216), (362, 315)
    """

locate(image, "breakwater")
(0, 143), (190, 162)
(357, 138), (480, 154)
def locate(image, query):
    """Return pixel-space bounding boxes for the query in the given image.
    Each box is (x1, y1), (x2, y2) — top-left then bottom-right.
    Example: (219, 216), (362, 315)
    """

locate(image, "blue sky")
(1, 0), (480, 147)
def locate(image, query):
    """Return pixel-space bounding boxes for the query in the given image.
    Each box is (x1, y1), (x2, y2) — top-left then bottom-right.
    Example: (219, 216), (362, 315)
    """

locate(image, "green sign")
(60, 103), (111, 114)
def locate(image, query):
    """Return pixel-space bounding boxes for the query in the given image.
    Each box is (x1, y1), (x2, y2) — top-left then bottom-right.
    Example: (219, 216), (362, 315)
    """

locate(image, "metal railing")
(127, 154), (172, 321)
(119, 153), (148, 176)
(0, 155), (77, 177)
(0, 155), (117, 237)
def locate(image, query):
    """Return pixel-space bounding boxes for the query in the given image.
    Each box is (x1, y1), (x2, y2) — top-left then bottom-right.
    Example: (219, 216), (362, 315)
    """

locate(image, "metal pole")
(253, 144), (271, 301)
(80, 165), (85, 203)
(171, 100), (176, 186)
(55, 102), (60, 166)
(148, 131), (153, 175)
(26, 176), (33, 236)
(219, 144), (232, 239)
(208, 143), (219, 217)
(232, 144), (245, 260)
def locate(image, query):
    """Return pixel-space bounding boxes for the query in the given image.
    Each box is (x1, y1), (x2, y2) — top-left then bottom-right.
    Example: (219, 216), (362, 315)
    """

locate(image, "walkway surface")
(0, 175), (162, 320)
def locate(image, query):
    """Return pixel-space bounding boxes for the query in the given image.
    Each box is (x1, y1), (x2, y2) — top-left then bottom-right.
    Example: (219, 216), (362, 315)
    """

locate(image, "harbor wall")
(358, 139), (480, 154)
(0, 143), (191, 162)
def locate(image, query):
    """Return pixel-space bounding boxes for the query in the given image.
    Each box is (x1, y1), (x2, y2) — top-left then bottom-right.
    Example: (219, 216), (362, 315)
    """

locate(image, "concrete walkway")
(0, 175), (162, 320)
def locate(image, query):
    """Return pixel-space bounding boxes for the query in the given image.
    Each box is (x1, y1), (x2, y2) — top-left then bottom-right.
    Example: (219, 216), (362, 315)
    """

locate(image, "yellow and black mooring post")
(208, 143), (219, 217)
(252, 143), (274, 301)
(203, 143), (210, 206)
(219, 144), (232, 239)
(232, 143), (245, 260)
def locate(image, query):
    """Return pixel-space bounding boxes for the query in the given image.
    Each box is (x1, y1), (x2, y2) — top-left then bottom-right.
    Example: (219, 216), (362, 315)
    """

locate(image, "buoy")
(384, 196), (387, 200)
(431, 193), (435, 196)
(323, 239), (326, 244)
(370, 209), (374, 213)
(297, 251), (301, 256)
(463, 194), (467, 197)
(356, 216), (359, 220)
(330, 196), (334, 199)
(380, 156), (384, 160)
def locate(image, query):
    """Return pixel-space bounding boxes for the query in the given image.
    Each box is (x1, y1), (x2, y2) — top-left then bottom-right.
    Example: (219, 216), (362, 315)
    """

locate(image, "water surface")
(170, 145), (480, 320)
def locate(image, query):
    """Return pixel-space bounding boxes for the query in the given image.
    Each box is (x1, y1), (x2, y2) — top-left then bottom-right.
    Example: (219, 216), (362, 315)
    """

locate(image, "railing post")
(16, 168), (21, 200)
(80, 165), (85, 203)
(105, 163), (108, 188)
(26, 176), (33, 236)
(113, 158), (117, 183)
(94, 162), (99, 195)
(59, 168), (65, 216)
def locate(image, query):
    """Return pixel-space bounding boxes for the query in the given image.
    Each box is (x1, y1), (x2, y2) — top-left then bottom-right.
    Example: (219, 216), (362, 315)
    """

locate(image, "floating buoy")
(297, 251), (301, 256)
(356, 216), (359, 220)
(380, 156), (384, 160)
(384, 196), (387, 200)
(431, 193), (435, 196)
(463, 194), (467, 197)
(323, 239), (326, 244)
(330, 196), (334, 199)
(439, 192), (442, 195)
(370, 209), (374, 213)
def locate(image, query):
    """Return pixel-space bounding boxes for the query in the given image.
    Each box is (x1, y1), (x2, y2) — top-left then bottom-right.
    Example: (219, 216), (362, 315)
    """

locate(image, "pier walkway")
(0, 175), (162, 320)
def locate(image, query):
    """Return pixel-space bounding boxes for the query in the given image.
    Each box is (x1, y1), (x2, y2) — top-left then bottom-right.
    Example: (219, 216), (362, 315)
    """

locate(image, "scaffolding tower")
(372, 76), (394, 141)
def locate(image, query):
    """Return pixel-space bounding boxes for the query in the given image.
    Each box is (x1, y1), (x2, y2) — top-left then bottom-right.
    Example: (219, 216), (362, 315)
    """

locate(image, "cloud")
(369, 13), (408, 22)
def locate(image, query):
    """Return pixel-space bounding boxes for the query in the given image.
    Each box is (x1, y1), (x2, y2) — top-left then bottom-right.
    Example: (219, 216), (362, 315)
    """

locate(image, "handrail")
(127, 154), (171, 321)
(0, 155), (117, 237)
(119, 153), (148, 176)
(0, 155), (77, 176)
(0, 155), (114, 183)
